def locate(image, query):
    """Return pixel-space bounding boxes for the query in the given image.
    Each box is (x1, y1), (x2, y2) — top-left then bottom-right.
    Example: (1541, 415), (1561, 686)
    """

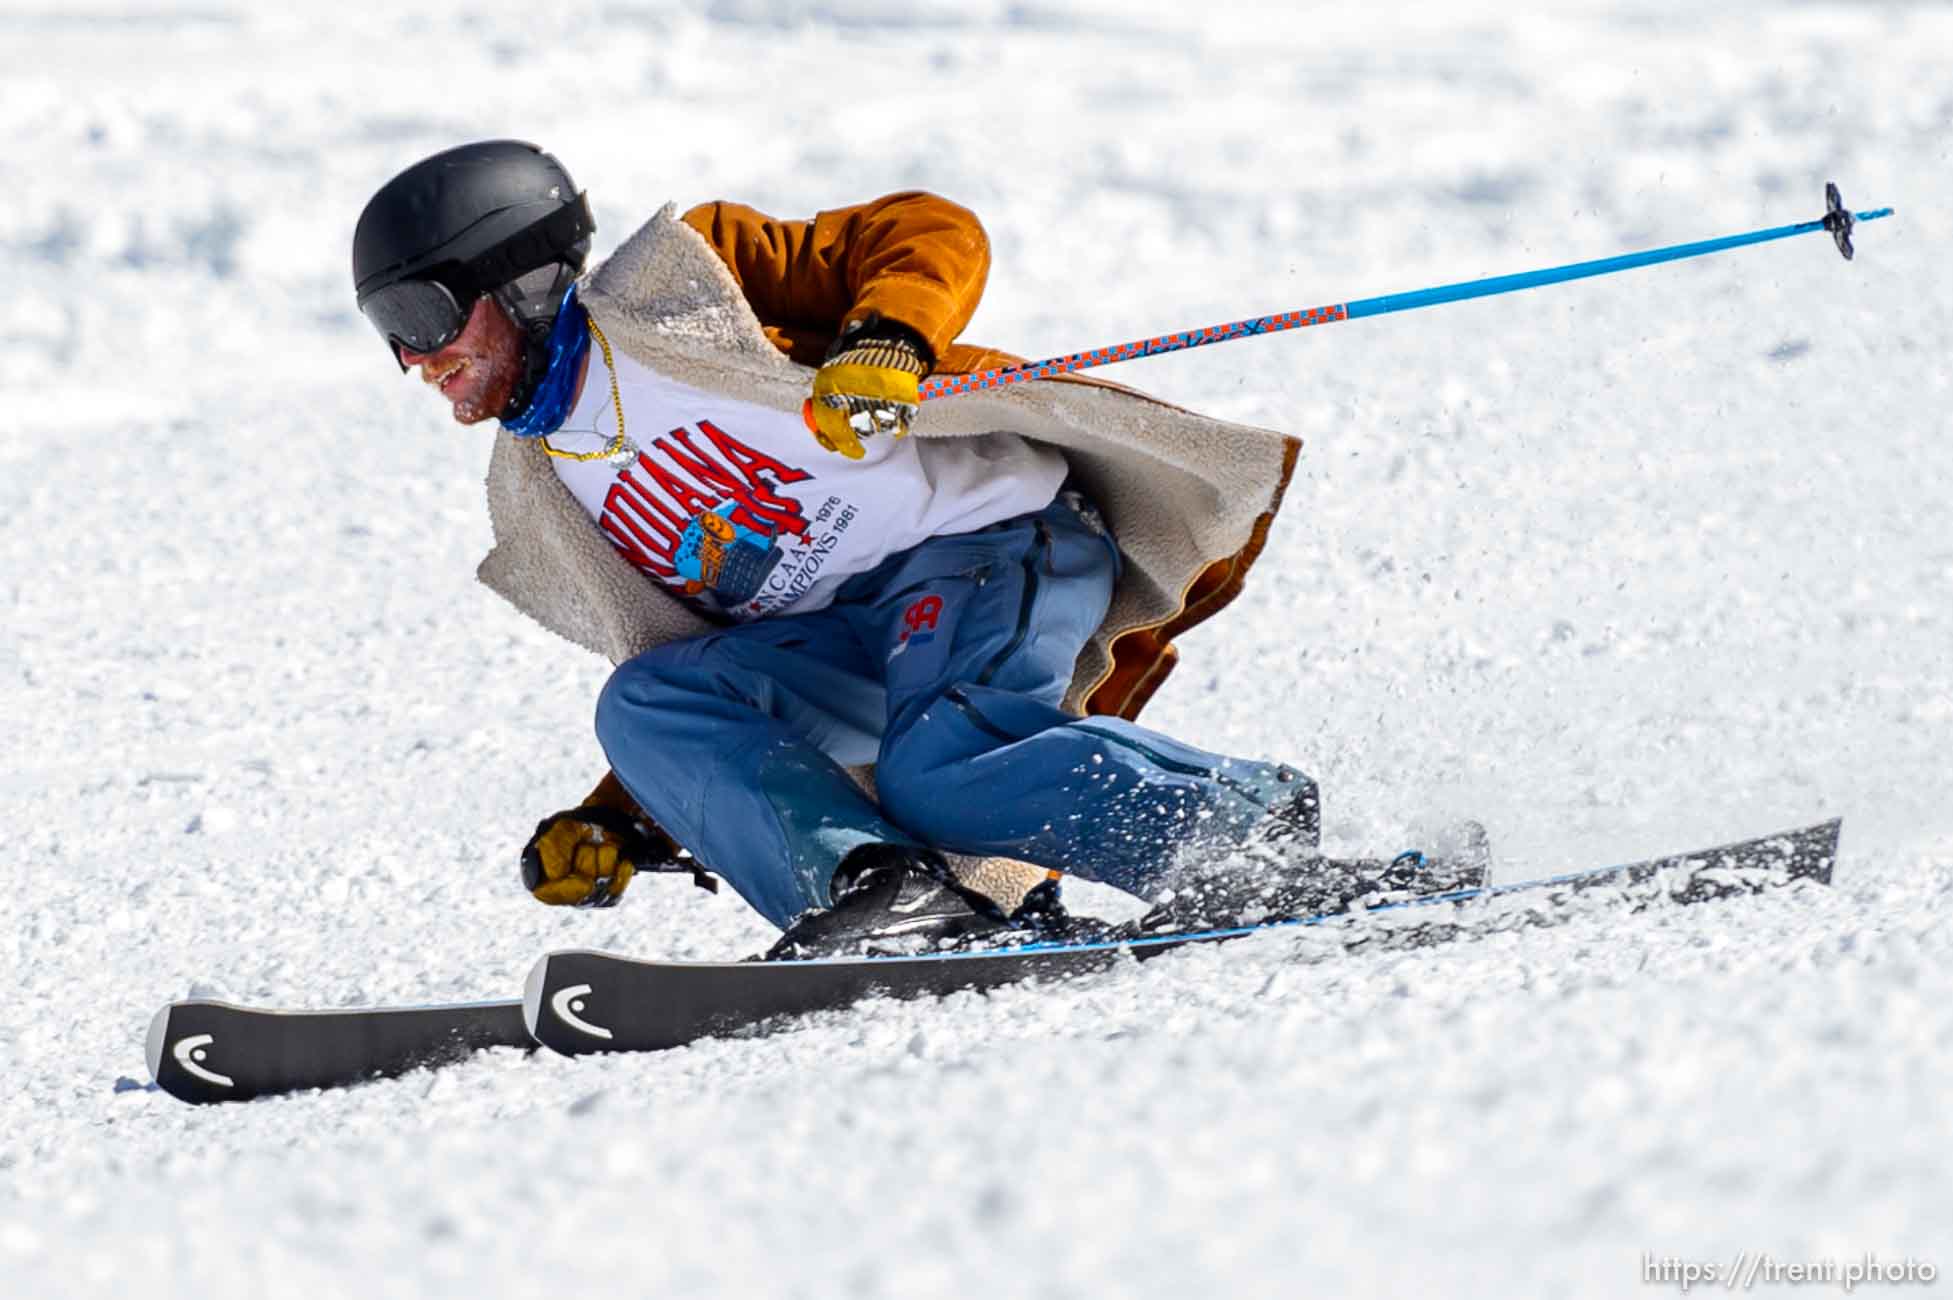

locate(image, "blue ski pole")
(921, 183), (1893, 400)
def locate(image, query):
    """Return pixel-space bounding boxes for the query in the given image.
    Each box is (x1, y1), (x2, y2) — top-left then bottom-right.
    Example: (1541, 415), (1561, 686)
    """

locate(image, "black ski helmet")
(352, 140), (595, 400)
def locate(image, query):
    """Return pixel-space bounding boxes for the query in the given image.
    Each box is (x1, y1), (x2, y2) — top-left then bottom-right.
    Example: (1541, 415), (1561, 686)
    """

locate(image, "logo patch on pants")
(889, 593), (943, 661)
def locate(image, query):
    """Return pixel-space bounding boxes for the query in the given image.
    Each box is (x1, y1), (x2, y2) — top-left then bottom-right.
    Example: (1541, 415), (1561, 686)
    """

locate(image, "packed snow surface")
(3, 2), (1949, 1295)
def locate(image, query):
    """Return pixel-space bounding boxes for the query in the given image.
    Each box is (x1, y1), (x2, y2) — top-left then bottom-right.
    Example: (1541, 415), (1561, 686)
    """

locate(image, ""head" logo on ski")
(549, 984), (614, 1039)
(171, 1034), (235, 1088)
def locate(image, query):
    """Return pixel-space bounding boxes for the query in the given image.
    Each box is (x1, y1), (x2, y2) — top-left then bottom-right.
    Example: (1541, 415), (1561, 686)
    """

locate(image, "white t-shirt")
(544, 342), (1068, 621)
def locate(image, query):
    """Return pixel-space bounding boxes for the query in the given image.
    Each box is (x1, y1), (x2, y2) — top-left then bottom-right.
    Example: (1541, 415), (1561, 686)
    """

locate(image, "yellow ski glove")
(520, 806), (662, 907)
(804, 318), (931, 459)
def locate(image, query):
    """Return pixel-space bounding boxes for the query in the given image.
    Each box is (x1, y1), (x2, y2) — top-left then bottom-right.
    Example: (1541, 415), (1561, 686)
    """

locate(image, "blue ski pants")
(595, 490), (1312, 928)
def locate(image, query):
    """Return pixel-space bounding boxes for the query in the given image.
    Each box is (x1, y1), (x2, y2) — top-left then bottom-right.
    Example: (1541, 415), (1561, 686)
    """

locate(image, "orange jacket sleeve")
(679, 191), (992, 366)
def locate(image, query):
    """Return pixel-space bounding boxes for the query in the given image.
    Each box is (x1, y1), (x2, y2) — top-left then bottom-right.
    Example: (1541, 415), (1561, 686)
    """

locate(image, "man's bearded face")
(398, 294), (525, 425)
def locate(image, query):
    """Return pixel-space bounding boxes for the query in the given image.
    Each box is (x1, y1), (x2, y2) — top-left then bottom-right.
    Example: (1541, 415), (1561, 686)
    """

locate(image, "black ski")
(145, 819), (1837, 1099)
(146, 997), (530, 1104)
(525, 818), (1840, 1057)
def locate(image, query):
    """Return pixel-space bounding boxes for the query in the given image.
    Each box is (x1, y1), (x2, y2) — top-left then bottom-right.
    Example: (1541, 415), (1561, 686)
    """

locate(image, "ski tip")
(1777, 817), (1844, 887)
(521, 955), (551, 1038)
(1814, 816), (1844, 884)
(144, 1003), (172, 1085)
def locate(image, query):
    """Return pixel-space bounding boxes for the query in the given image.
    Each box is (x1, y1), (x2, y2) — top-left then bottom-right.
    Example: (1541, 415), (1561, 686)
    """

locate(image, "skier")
(351, 139), (1462, 954)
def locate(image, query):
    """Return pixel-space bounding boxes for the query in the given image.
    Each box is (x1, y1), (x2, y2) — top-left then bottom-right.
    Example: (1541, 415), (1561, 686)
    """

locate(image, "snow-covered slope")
(3, 2), (1948, 1295)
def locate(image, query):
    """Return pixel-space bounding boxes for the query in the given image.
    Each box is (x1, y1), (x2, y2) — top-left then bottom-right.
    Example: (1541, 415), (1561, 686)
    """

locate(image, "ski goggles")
(360, 276), (478, 362)
(358, 193), (596, 366)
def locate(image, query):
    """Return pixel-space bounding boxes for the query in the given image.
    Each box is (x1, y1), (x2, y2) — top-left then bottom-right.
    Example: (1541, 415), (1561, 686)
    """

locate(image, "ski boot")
(766, 843), (1019, 960)
(1136, 818), (1491, 936)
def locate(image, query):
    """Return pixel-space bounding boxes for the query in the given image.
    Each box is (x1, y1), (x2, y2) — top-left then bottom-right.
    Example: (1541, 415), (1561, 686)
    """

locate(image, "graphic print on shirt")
(594, 418), (858, 618)
(675, 504), (782, 605)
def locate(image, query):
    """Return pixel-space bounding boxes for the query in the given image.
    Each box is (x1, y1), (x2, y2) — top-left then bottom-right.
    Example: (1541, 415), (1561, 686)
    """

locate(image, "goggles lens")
(360, 278), (471, 359)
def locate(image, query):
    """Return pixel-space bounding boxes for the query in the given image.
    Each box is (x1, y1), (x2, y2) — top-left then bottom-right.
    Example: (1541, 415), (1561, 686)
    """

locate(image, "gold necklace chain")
(539, 315), (633, 464)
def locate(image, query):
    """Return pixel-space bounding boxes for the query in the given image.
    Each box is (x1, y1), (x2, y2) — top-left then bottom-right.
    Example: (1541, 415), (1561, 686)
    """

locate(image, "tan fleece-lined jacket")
(479, 192), (1299, 905)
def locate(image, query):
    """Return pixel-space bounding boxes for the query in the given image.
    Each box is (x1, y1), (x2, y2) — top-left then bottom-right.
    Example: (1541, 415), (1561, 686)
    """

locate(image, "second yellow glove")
(805, 318), (931, 459)
(520, 806), (662, 907)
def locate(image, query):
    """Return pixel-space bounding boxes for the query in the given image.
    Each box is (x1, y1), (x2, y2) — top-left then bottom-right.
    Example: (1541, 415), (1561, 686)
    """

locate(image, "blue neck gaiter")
(499, 284), (592, 440)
